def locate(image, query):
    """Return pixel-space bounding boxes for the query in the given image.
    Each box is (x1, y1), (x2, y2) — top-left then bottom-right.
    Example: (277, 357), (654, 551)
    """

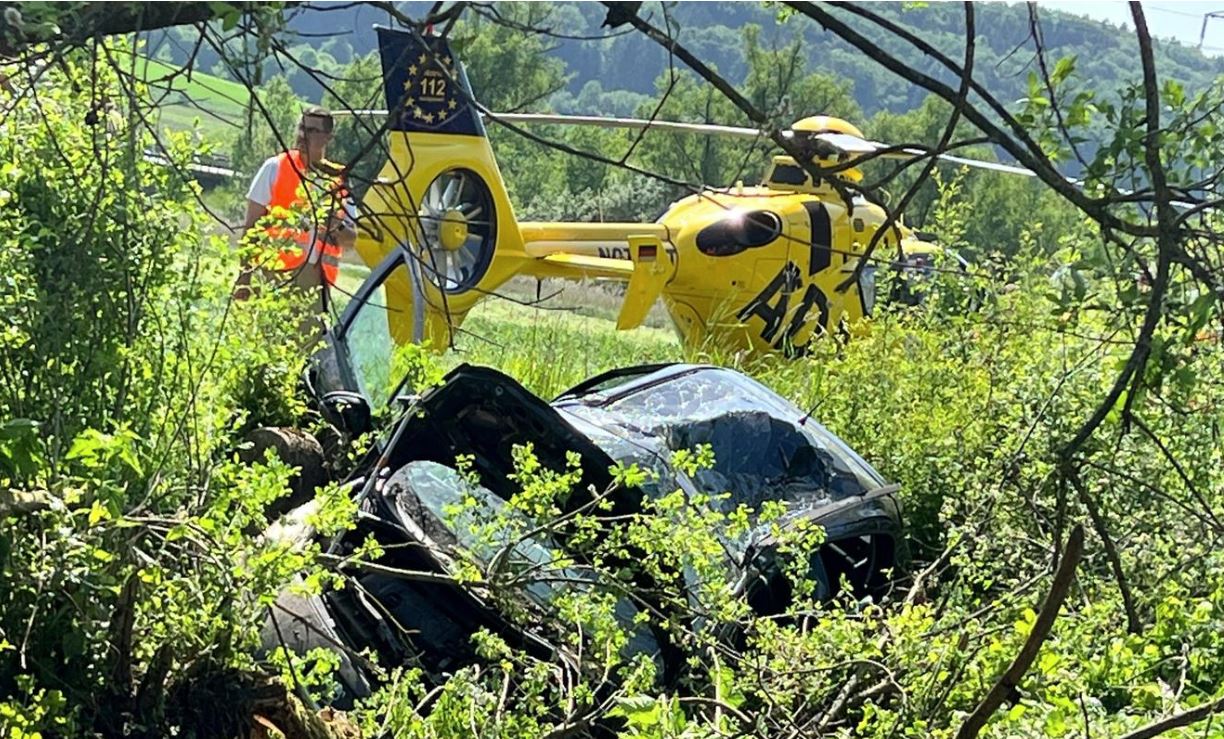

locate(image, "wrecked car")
(261, 247), (907, 702)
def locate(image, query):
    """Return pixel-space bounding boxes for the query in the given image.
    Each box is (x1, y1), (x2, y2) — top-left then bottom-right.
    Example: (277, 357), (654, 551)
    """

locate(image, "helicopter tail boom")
(519, 222), (673, 259)
(517, 225), (675, 331)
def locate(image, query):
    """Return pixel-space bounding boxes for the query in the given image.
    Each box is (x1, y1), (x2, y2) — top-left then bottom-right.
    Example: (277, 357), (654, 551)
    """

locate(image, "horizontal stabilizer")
(537, 237), (671, 331)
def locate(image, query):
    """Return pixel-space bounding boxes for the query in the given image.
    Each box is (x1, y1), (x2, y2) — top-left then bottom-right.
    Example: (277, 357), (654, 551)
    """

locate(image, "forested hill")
(272, 1), (1224, 116)
(554, 2), (1224, 113)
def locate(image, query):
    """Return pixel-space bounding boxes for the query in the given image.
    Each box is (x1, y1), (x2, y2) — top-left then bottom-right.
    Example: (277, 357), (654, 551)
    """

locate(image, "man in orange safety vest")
(237, 106), (357, 313)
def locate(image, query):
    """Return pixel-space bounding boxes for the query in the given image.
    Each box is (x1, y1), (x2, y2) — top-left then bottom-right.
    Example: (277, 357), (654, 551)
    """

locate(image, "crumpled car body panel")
(264, 362), (905, 703)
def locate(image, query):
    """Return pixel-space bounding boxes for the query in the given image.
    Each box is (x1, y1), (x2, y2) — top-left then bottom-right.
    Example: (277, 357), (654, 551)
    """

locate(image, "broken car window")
(563, 367), (885, 515)
(393, 461), (662, 661)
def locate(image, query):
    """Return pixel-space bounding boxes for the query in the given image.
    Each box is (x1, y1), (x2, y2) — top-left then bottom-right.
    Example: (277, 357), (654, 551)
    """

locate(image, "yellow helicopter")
(350, 26), (1033, 358)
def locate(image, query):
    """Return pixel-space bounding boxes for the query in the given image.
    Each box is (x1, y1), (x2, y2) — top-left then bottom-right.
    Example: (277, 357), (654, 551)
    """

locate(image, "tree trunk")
(239, 427), (328, 520)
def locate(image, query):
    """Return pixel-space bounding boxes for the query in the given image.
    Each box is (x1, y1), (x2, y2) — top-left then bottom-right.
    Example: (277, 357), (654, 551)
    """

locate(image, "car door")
(308, 248), (417, 432)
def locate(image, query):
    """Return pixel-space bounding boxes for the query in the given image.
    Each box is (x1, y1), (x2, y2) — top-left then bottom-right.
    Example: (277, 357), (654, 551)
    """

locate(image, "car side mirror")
(322, 391), (372, 437)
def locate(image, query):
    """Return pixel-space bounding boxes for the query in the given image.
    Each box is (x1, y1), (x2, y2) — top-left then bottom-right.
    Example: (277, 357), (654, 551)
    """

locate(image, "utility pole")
(1199, 9), (1224, 50)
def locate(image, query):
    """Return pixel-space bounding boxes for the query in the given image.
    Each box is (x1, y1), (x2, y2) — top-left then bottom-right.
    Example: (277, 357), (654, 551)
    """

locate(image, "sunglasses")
(302, 115), (334, 135)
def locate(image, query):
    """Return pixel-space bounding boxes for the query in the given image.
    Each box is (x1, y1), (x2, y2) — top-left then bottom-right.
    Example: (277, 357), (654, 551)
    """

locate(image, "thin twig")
(1067, 473), (1141, 634)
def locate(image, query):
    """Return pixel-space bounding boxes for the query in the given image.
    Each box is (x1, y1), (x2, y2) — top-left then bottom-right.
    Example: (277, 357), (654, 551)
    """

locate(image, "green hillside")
(547, 2), (1224, 116)
(116, 51), (251, 147)
(256, 2), (1224, 116)
(144, 3), (1224, 148)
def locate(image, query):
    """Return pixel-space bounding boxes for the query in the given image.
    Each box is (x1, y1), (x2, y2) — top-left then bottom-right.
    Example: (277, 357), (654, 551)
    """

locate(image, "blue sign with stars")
(376, 26), (485, 137)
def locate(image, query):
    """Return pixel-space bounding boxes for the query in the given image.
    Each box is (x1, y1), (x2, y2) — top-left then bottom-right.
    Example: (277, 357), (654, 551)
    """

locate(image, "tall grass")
(448, 296), (683, 398)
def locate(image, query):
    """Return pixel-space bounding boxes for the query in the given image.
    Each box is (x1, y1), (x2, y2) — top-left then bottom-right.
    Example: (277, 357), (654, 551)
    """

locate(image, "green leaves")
(65, 427), (143, 478)
(669, 444), (715, 477)
(1184, 291), (1216, 342)
(608, 694), (691, 737)
(1051, 55), (1078, 86)
(0, 419), (44, 482)
(207, 1), (243, 32)
(1162, 78), (1186, 108)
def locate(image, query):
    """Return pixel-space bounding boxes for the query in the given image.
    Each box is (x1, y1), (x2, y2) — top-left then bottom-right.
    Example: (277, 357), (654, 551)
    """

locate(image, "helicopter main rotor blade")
(500, 117), (1036, 175)
(336, 108), (1037, 177)
(330, 108), (766, 139)
(488, 113), (765, 139)
(898, 147), (1036, 177)
(806, 131), (1036, 177)
(802, 131), (879, 154)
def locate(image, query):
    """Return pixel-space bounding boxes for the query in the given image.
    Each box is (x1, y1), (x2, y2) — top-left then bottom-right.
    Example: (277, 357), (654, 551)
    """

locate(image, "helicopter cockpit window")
(696, 210), (782, 257)
(858, 263), (878, 316)
(768, 164), (809, 186)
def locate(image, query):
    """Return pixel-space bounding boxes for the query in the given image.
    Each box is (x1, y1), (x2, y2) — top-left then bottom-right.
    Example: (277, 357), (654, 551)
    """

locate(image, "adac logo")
(401, 51), (460, 129)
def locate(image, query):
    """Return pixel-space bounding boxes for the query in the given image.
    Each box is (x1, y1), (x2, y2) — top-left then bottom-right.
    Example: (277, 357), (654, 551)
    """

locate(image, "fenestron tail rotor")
(419, 168), (497, 293)
(354, 26), (529, 349)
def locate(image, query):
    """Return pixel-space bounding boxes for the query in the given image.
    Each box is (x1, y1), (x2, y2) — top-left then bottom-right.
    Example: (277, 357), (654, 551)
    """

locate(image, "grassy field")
(489, 276), (674, 331)
(118, 52), (250, 147)
(330, 252), (686, 399)
(447, 291), (682, 398)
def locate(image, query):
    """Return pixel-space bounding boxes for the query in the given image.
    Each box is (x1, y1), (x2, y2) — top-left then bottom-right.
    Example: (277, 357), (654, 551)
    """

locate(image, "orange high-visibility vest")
(265, 150), (346, 285)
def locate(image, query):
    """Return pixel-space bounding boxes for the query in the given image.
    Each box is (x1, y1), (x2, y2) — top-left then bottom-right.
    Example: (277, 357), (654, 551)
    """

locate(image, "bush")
(0, 48), (349, 736)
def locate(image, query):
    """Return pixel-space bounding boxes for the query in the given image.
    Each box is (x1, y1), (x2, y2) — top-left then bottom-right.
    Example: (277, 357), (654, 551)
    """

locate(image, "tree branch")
(1059, 3), (1175, 462)
(0, 2), (265, 55)
(955, 525), (1084, 739)
(1118, 694), (1224, 739)
(782, 2), (1156, 240)
(838, 1), (975, 293)
(601, 1), (863, 210)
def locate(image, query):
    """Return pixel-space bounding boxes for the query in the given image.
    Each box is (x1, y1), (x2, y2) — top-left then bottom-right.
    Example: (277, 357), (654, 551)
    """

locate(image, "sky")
(1045, 1), (1224, 55)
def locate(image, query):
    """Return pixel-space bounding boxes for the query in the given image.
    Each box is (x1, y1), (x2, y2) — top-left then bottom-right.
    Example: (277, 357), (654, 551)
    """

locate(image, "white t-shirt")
(247, 154), (358, 264)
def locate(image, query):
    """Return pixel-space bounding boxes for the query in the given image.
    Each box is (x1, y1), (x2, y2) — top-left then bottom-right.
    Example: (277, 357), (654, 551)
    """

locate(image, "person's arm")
(236, 159), (276, 299)
(325, 185), (359, 250)
(234, 200), (269, 298)
(244, 199), (268, 231)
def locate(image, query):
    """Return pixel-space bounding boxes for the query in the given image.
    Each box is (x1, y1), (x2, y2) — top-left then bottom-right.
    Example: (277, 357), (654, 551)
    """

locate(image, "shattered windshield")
(561, 367), (885, 512)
